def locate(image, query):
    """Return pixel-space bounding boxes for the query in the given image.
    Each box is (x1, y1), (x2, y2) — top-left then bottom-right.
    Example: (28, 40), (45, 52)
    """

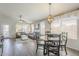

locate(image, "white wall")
(35, 19), (51, 34)
(40, 21), (45, 35)
(0, 14), (16, 37)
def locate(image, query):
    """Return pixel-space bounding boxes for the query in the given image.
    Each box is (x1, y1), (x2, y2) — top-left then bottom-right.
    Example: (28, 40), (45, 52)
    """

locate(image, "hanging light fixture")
(18, 15), (27, 24)
(48, 3), (53, 24)
(18, 15), (23, 24)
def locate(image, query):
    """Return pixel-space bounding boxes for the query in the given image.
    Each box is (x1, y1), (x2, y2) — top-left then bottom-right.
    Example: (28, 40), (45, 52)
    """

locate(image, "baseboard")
(67, 47), (79, 52)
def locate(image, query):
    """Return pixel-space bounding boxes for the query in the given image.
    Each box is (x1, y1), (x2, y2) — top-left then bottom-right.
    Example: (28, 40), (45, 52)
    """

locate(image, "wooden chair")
(0, 36), (3, 56)
(60, 32), (68, 55)
(44, 34), (61, 56)
(36, 34), (45, 55)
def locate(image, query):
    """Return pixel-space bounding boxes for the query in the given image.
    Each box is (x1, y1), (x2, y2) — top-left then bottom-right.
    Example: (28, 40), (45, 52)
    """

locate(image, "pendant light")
(48, 3), (52, 24)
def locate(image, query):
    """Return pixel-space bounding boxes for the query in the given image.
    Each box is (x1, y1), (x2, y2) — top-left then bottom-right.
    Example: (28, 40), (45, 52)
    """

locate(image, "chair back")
(46, 34), (61, 56)
(47, 34), (61, 46)
(34, 32), (40, 39)
(35, 33), (45, 46)
(47, 34), (61, 40)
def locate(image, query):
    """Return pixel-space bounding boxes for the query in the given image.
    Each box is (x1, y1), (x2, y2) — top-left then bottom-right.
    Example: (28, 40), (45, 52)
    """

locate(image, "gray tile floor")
(0, 38), (79, 56)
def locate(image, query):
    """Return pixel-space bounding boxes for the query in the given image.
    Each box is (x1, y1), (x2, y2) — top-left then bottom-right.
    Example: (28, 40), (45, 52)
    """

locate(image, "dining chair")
(0, 36), (3, 56)
(44, 34), (61, 56)
(36, 33), (45, 55)
(60, 32), (68, 55)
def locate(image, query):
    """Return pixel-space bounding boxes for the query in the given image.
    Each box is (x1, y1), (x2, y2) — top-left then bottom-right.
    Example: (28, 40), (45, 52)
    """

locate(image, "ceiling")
(0, 3), (79, 23)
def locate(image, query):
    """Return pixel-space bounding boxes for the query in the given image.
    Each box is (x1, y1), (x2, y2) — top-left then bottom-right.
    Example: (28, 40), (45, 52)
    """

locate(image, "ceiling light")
(47, 3), (53, 24)
(18, 15), (27, 24)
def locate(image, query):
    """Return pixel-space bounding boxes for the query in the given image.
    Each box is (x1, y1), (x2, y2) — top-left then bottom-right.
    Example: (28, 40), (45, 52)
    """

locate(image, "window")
(51, 17), (77, 40)
(40, 21), (45, 35)
(31, 24), (34, 33)
(2, 25), (9, 37)
(51, 19), (61, 33)
(16, 23), (30, 33)
(62, 19), (77, 40)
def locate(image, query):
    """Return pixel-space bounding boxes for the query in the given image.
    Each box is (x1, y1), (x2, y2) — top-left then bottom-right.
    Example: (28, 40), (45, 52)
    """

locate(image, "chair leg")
(44, 45), (48, 55)
(58, 47), (60, 56)
(43, 45), (47, 55)
(47, 46), (49, 56)
(36, 45), (38, 55)
(64, 46), (67, 55)
(48, 50), (49, 56)
(1, 42), (3, 56)
(46, 46), (48, 55)
(61, 46), (63, 51)
(43, 45), (45, 55)
(58, 51), (60, 56)
(1, 47), (3, 56)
